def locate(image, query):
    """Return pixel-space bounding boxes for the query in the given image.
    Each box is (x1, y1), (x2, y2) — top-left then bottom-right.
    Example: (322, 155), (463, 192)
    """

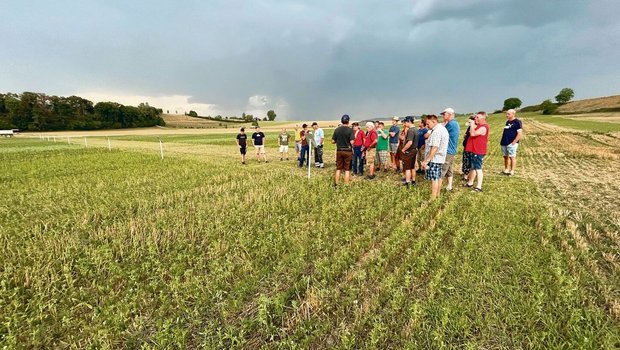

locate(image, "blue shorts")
(425, 162), (443, 181)
(501, 144), (519, 157)
(470, 154), (485, 170)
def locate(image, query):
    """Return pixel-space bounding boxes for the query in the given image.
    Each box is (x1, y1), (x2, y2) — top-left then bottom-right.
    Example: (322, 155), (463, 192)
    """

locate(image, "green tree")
(188, 110), (198, 117)
(502, 97), (522, 111)
(267, 110), (276, 121)
(541, 99), (558, 115)
(555, 88), (574, 104)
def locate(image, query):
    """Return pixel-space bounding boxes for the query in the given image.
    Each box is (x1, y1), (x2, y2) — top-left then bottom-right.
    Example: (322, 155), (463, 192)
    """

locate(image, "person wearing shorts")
(294, 125), (302, 161)
(375, 122), (390, 172)
(399, 116), (419, 187)
(278, 128), (290, 161)
(420, 114), (449, 199)
(363, 122), (378, 179)
(236, 127), (248, 164)
(500, 109), (523, 176)
(251, 126), (268, 162)
(388, 116), (400, 171)
(440, 108), (460, 191)
(331, 115), (355, 185)
(464, 112), (490, 192)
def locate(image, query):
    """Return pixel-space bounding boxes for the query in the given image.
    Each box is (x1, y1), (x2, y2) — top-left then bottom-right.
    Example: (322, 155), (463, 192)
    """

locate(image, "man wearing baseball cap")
(400, 116), (419, 187)
(440, 107), (460, 191)
(331, 114), (355, 185)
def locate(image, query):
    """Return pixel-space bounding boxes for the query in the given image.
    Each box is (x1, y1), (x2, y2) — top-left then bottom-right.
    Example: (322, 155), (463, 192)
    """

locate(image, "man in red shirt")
(352, 122), (365, 176)
(362, 122), (378, 179)
(464, 111), (489, 192)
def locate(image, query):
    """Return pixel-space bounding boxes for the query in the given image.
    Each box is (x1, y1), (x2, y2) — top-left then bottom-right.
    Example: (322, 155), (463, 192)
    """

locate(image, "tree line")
(501, 88), (575, 115)
(0, 92), (165, 131)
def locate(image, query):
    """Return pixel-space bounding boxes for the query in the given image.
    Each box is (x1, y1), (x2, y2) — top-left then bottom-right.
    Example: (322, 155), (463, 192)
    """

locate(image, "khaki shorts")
(336, 150), (353, 170)
(279, 145), (289, 153)
(255, 145), (265, 154)
(375, 150), (389, 166)
(365, 148), (376, 166)
(441, 154), (455, 178)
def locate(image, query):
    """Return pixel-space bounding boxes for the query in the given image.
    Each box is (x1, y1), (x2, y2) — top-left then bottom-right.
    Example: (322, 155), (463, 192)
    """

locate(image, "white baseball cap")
(441, 107), (455, 115)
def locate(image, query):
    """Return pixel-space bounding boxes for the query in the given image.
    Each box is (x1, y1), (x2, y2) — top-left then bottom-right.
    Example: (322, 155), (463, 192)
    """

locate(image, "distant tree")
(243, 113), (253, 122)
(555, 88), (575, 104)
(188, 110), (198, 117)
(267, 110), (276, 121)
(166, 110), (169, 114)
(541, 99), (558, 115)
(502, 97), (522, 111)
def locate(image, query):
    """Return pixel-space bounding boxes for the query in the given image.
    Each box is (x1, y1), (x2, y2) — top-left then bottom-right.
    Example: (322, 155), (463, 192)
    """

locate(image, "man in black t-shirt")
(236, 127), (248, 164)
(251, 126), (268, 163)
(500, 109), (523, 176)
(331, 114), (355, 185)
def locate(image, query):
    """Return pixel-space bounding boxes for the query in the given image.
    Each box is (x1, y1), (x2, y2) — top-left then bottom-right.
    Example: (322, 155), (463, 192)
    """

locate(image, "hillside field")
(1, 112), (619, 348)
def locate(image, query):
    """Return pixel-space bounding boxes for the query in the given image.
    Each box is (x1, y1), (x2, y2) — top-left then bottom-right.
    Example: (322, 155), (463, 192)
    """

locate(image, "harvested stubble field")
(1, 113), (619, 348)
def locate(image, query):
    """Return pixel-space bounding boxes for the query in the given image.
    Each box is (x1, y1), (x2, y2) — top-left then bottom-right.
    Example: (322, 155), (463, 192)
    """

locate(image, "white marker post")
(107, 137), (111, 151)
(53, 136), (56, 142)
(159, 139), (164, 160)
(84, 137), (88, 147)
(67, 137), (71, 145)
(307, 145), (312, 179)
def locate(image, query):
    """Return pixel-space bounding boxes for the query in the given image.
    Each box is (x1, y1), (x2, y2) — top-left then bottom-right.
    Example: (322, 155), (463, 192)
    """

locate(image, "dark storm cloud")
(1, 0), (619, 120)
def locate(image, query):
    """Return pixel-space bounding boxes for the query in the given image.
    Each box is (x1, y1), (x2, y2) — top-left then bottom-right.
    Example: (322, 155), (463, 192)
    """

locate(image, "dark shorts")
(471, 153), (485, 170)
(240, 146), (247, 155)
(336, 150), (353, 170)
(462, 151), (472, 173)
(401, 152), (416, 171)
(425, 162), (443, 181)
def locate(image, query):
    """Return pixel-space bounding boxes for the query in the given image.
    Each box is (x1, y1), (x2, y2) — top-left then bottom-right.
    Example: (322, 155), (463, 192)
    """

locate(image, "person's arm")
(412, 130), (419, 151)
(422, 146), (438, 165)
(512, 121), (523, 144)
(401, 140), (413, 153)
(470, 123), (487, 137)
(369, 133), (377, 148)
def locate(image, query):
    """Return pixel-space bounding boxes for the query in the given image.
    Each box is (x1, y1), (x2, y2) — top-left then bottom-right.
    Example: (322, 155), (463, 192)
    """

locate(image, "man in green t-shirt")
(375, 121), (390, 173)
(278, 128), (290, 161)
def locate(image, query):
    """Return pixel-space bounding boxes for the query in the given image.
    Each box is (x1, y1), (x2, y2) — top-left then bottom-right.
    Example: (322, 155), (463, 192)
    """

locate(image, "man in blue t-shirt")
(500, 109), (523, 176)
(440, 108), (460, 191)
(388, 116), (400, 171)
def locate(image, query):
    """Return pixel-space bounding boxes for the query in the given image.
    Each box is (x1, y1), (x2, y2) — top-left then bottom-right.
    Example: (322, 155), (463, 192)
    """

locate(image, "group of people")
(235, 108), (523, 199)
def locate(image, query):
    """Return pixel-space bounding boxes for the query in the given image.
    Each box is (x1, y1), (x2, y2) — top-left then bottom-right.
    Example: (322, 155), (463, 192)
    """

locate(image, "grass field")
(1, 113), (619, 348)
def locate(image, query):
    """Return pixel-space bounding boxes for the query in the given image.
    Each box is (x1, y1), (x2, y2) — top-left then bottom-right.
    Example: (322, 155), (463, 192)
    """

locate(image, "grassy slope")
(1, 117), (619, 348)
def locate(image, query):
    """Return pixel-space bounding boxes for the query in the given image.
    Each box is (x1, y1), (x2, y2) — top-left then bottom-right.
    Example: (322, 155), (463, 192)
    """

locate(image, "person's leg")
(298, 147), (305, 167)
(503, 155), (509, 173)
(344, 170), (351, 184)
(318, 146), (324, 167)
(475, 169), (484, 189)
(263, 148), (268, 162)
(256, 147), (260, 161)
(467, 169), (476, 186)
(335, 169), (341, 185)
(352, 147), (359, 174)
(431, 180), (441, 199)
(510, 156), (517, 174)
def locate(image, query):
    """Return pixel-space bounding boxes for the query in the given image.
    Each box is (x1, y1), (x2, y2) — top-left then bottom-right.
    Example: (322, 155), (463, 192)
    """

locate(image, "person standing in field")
(461, 115), (475, 182)
(388, 116), (400, 171)
(400, 116), (419, 187)
(464, 111), (490, 192)
(312, 122), (325, 168)
(332, 114), (355, 185)
(236, 127), (248, 164)
(251, 126), (268, 163)
(416, 118), (430, 175)
(440, 108), (460, 192)
(352, 122), (365, 176)
(375, 121), (390, 173)
(420, 114), (449, 199)
(363, 122), (378, 179)
(278, 128), (290, 161)
(294, 124), (302, 161)
(298, 123), (310, 168)
(500, 109), (523, 176)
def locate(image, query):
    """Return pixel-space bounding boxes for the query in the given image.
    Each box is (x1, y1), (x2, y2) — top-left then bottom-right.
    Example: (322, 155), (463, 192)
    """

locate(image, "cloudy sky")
(2, 0), (619, 120)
